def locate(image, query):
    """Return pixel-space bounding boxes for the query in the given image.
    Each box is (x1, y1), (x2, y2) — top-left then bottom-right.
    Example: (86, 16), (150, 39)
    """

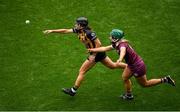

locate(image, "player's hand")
(116, 61), (127, 69)
(116, 59), (122, 63)
(43, 30), (53, 34)
(87, 49), (91, 53)
(87, 48), (95, 53)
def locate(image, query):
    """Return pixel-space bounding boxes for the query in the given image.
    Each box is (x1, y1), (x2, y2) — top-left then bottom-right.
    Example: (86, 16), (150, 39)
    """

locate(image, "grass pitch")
(0, 0), (180, 110)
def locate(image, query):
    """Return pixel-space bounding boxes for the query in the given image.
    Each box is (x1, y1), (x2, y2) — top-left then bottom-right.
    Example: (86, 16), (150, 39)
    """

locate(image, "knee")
(109, 66), (116, 69)
(140, 82), (149, 87)
(141, 84), (147, 88)
(122, 76), (128, 82)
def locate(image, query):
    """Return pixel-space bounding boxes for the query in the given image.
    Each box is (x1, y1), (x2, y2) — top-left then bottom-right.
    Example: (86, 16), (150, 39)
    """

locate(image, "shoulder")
(85, 30), (97, 40)
(85, 30), (96, 36)
(119, 42), (129, 48)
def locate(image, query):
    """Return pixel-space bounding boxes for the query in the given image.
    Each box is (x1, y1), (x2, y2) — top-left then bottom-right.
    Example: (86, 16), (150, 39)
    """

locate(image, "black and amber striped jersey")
(72, 28), (97, 49)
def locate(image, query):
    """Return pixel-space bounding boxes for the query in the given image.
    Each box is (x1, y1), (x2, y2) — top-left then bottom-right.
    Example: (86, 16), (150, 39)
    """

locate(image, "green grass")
(0, 0), (180, 110)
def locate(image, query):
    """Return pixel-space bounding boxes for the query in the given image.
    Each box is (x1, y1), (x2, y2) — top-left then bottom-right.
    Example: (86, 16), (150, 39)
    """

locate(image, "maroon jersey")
(115, 42), (142, 65)
(114, 42), (146, 77)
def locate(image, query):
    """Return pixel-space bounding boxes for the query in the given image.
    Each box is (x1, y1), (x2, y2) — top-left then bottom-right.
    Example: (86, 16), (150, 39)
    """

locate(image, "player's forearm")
(51, 29), (70, 33)
(43, 29), (73, 35)
(118, 52), (125, 62)
(89, 45), (112, 53)
(92, 47), (108, 52)
(118, 47), (126, 62)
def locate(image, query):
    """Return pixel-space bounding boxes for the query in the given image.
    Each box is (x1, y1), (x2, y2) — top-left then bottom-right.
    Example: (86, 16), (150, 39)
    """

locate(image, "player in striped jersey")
(43, 17), (126, 96)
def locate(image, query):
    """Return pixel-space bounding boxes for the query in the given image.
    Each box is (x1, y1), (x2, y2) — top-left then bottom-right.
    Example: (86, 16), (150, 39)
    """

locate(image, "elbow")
(62, 30), (67, 33)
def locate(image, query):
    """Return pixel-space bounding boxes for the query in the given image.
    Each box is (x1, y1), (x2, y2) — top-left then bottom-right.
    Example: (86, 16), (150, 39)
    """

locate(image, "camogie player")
(43, 17), (126, 96)
(88, 29), (175, 100)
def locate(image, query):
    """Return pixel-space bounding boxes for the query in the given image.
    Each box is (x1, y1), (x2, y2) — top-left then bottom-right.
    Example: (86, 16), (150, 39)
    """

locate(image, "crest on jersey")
(91, 32), (96, 37)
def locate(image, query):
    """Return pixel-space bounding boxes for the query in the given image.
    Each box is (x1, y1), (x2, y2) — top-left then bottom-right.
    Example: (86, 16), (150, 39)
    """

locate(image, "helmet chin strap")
(111, 38), (120, 48)
(112, 38), (120, 43)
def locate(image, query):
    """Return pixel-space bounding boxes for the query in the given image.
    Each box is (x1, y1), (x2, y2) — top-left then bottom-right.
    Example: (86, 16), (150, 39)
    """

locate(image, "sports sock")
(71, 86), (78, 93)
(71, 88), (76, 93)
(73, 86), (78, 90)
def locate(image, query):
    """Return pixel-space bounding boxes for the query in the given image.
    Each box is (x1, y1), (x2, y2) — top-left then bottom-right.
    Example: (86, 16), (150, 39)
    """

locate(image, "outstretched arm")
(88, 45), (113, 53)
(43, 29), (73, 34)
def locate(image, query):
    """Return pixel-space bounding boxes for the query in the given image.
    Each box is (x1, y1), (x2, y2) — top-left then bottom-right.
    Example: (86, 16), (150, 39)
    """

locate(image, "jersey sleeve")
(119, 42), (128, 49)
(87, 31), (97, 41)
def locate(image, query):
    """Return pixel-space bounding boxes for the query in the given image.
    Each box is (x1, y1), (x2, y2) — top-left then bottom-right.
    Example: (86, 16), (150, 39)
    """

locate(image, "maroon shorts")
(128, 60), (146, 77)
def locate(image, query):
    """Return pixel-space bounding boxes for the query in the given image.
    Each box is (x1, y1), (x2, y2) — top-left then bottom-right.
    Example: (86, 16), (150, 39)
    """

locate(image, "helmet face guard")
(109, 36), (120, 48)
(111, 36), (120, 42)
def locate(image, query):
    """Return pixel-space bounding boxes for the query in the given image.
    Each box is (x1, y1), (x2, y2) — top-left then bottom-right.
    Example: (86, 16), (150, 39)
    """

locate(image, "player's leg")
(120, 66), (134, 100)
(101, 56), (127, 69)
(74, 58), (96, 88)
(136, 75), (175, 87)
(136, 75), (161, 87)
(62, 55), (96, 96)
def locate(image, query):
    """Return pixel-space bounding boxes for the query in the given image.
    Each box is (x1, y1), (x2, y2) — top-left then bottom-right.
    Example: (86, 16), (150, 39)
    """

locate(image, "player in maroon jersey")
(43, 17), (127, 96)
(88, 29), (175, 100)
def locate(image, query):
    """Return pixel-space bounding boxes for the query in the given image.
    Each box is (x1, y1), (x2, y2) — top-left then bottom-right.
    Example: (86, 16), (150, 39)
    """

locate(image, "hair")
(120, 39), (137, 50)
(84, 26), (91, 30)
(79, 24), (91, 30)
